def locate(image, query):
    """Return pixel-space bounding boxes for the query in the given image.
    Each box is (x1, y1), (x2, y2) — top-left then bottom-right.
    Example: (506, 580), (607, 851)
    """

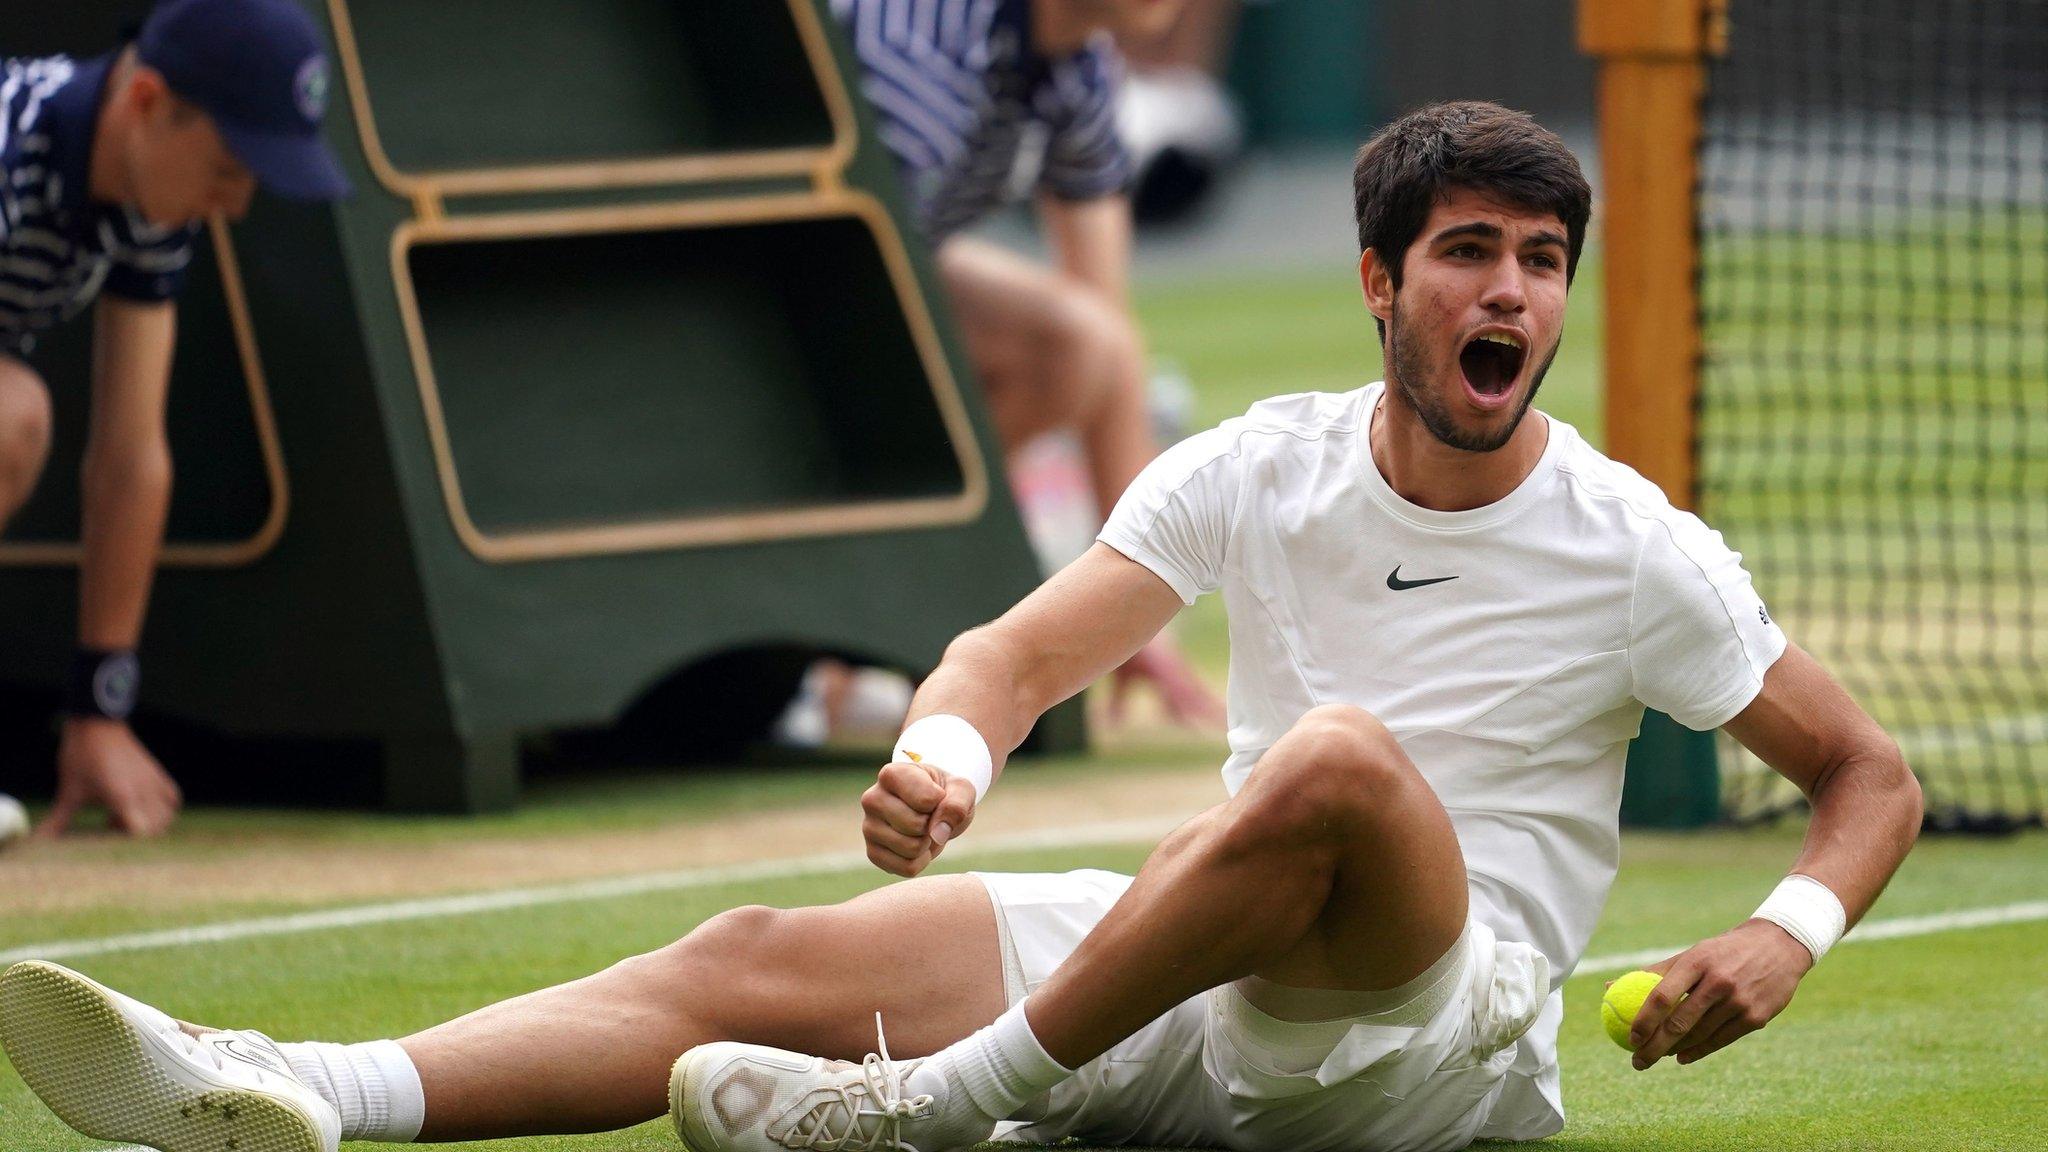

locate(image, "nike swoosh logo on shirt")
(1387, 566), (1459, 591)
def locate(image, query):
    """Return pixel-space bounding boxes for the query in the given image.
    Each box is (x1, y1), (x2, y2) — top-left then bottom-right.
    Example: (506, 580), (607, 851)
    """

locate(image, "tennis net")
(1695, 0), (2048, 831)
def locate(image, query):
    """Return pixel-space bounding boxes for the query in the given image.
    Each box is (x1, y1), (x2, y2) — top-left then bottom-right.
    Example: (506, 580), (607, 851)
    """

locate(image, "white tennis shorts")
(974, 869), (1550, 1152)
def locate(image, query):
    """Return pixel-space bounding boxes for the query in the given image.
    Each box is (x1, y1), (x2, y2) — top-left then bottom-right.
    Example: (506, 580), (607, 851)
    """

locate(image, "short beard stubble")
(1385, 297), (1556, 453)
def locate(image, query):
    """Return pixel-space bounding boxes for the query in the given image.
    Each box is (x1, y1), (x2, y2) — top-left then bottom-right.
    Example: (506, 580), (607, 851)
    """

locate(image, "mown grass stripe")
(0, 818), (1185, 966)
(6, 821), (2043, 976)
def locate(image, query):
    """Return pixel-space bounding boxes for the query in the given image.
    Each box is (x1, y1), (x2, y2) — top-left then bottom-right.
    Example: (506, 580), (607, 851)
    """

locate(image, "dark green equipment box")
(0, 0), (1081, 810)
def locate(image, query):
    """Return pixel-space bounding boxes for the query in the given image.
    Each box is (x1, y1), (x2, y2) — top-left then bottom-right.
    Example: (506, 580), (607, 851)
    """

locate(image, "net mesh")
(1696, 0), (2048, 831)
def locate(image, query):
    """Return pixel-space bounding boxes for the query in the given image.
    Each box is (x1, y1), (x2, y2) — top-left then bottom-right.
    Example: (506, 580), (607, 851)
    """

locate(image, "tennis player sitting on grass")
(0, 102), (1921, 1152)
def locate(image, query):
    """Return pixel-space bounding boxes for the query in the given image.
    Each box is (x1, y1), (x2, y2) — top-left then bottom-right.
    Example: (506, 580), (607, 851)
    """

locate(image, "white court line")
(1574, 899), (2048, 977)
(0, 817), (1187, 966)
(4, 818), (2043, 973)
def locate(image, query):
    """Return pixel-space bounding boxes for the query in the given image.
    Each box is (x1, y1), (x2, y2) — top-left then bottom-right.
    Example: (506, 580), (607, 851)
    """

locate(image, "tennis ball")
(1601, 969), (1662, 1050)
(0, 793), (28, 849)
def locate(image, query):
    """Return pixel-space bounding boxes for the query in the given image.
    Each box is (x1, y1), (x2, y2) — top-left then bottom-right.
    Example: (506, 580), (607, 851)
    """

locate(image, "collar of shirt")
(38, 52), (117, 242)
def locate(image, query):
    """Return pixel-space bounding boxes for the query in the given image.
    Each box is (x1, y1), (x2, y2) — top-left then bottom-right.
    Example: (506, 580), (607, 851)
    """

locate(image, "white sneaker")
(671, 1016), (989, 1152)
(0, 960), (341, 1152)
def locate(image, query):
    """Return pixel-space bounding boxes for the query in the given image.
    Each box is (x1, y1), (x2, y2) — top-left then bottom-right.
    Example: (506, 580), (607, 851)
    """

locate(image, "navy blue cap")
(136, 0), (350, 200)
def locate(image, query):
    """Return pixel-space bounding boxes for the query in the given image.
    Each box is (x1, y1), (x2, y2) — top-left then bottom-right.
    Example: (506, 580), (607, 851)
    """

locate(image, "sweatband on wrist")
(64, 648), (140, 721)
(892, 714), (994, 802)
(1753, 874), (1847, 963)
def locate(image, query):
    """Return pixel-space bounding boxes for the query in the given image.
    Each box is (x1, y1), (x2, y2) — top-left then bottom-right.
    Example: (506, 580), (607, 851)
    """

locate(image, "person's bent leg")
(940, 238), (1094, 451)
(657, 707), (1467, 1152)
(401, 874), (1006, 1141)
(1023, 704), (1469, 1066)
(677, 706), (1476, 1152)
(939, 241), (1156, 520)
(0, 355), (55, 526)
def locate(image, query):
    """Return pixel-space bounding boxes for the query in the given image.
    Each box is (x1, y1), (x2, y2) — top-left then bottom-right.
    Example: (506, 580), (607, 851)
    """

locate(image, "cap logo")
(294, 56), (330, 124)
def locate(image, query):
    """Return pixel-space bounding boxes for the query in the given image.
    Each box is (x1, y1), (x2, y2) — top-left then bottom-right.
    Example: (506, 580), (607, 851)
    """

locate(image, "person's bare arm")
(861, 543), (1183, 876)
(36, 295), (182, 838)
(1037, 193), (1133, 304)
(1628, 643), (1921, 1067)
(79, 295), (175, 647)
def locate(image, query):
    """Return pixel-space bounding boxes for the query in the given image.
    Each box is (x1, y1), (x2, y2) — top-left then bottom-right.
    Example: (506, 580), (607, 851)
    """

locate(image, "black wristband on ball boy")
(64, 649), (141, 721)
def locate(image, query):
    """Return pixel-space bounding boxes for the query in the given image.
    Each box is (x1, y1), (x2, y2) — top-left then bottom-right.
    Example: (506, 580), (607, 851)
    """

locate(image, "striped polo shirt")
(1, 53), (197, 359)
(830, 0), (1133, 242)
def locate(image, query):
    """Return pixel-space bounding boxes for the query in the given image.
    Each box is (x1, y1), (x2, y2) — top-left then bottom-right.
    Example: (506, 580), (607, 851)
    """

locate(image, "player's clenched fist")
(862, 759), (978, 877)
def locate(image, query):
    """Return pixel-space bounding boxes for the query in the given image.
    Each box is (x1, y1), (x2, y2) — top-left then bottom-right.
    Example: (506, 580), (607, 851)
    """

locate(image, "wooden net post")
(1582, 0), (1729, 827)
(1579, 0), (1725, 510)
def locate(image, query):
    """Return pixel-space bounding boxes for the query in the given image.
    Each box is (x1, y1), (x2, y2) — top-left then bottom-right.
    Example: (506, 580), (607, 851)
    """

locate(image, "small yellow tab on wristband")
(892, 714), (993, 803)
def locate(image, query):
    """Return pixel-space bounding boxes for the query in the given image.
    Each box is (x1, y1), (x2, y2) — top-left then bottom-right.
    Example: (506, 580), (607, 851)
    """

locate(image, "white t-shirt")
(1097, 382), (1786, 1138)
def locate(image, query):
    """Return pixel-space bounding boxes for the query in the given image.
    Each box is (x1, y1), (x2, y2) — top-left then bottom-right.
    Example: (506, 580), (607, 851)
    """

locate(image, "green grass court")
(3, 797), (2044, 1151)
(5, 264), (2045, 1150)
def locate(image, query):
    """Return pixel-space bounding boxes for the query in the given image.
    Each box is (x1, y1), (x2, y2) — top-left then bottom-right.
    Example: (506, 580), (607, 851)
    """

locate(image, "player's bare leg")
(1026, 702), (1470, 1064)
(2, 876), (1007, 1148)
(667, 704), (1471, 1152)
(403, 874), (1006, 1140)
(0, 355), (54, 524)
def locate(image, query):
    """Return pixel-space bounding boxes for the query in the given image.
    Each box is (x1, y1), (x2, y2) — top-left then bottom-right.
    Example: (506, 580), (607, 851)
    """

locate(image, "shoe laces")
(159, 1021), (227, 1075)
(783, 1013), (933, 1152)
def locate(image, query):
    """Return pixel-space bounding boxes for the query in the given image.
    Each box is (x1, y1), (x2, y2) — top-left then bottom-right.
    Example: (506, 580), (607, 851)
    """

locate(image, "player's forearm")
(1781, 742), (1922, 929)
(900, 547), (1185, 789)
(77, 434), (171, 648)
(917, 627), (1048, 770)
(81, 298), (177, 649)
(905, 627), (1053, 780)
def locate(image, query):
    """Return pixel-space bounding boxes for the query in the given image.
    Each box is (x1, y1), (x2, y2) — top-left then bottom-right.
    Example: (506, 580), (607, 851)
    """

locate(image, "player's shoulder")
(1548, 427), (1748, 573)
(1549, 428), (1692, 530)
(1225, 386), (1371, 446)
(1143, 387), (1367, 493)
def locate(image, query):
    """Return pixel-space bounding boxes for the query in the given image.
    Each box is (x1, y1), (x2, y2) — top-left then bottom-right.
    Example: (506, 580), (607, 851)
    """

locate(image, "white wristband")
(892, 714), (994, 803)
(1753, 874), (1847, 964)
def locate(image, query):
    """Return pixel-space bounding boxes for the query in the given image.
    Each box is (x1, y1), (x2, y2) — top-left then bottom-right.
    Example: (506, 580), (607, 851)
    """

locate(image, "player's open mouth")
(1459, 329), (1527, 409)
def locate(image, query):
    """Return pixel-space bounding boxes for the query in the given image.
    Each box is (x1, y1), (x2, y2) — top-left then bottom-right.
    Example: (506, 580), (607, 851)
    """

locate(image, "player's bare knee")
(1290, 704), (1410, 787)
(1238, 706), (1416, 839)
(687, 904), (785, 965)
(617, 905), (787, 1028)
(642, 904), (783, 986)
(5, 388), (51, 458)
(0, 376), (52, 517)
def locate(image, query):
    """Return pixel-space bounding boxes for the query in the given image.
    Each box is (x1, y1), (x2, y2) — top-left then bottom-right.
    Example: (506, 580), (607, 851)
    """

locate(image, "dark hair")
(1352, 101), (1592, 337)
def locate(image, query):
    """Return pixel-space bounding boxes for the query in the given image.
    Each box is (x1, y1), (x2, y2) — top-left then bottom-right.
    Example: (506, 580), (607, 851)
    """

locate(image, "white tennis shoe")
(0, 960), (341, 1152)
(671, 1015), (992, 1152)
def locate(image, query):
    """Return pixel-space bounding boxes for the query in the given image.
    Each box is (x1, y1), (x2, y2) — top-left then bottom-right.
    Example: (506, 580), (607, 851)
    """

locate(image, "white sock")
(915, 1001), (1072, 1122)
(278, 1039), (426, 1142)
